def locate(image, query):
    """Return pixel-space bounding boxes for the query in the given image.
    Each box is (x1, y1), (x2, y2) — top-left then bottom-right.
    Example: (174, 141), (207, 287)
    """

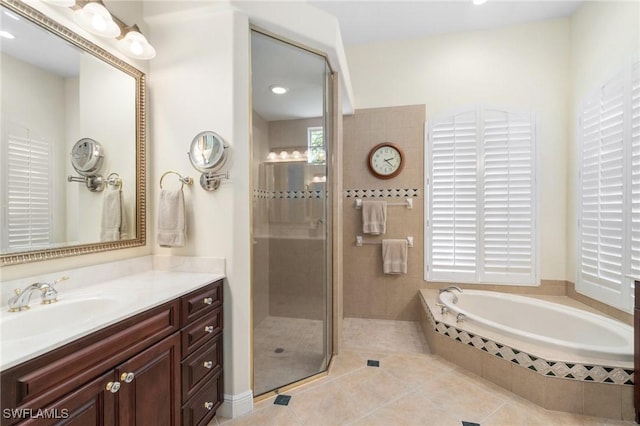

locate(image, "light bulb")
(91, 14), (107, 32)
(117, 29), (156, 60)
(279, 151), (289, 160)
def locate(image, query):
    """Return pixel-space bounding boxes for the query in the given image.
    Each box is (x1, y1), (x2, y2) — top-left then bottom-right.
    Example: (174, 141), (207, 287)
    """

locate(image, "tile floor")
(211, 318), (635, 426)
(253, 316), (326, 396)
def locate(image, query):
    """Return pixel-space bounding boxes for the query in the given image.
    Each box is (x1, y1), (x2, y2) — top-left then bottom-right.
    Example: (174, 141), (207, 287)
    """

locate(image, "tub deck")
(418, 289), (634, 420)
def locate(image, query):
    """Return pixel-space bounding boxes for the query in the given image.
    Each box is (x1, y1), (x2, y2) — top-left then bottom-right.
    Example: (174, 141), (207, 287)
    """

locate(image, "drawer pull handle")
(120, 372), (135, 383)
(203, 361), (213, 369)
(204, 325), (214, 333)
(106, 381), (121, 393)
(204, 402), (214, 410)
(203, 297), (213, 305)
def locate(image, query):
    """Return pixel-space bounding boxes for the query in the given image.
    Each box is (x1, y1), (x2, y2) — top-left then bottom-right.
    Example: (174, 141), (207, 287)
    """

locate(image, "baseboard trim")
(218, 390), (254, 419)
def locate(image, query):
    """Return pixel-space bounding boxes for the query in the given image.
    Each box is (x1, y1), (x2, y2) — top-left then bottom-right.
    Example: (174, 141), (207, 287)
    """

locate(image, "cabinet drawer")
(181, 280), (223, 326)
(181, 371), (223, 426)
(181, 333), (223, 402)
(0, 300), (179, 421)
(181, 307), (223, 357)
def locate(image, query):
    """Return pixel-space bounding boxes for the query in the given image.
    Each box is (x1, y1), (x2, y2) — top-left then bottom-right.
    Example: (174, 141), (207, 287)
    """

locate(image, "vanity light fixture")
(73, 1), (120, 38)
(270, 85), (288, 95)
(117, 25), (156, 59)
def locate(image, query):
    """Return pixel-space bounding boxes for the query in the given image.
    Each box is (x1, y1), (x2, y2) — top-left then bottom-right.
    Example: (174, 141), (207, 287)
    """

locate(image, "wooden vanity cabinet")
(634, 281), (639, 423)
(0, 280), (223, 426)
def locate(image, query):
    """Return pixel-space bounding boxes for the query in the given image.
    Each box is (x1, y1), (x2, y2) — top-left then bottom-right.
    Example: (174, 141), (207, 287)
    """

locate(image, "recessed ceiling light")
(270, 85), (288, 95)
(473, 0), (488, 5)
(0, 31), (15, 39)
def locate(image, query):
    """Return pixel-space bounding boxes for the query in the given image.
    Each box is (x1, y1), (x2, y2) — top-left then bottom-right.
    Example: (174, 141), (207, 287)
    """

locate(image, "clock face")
(368, 143), (404, 179)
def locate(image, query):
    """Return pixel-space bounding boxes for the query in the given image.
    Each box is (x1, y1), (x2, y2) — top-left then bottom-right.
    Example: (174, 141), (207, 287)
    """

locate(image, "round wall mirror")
(188, 131), (228, 173)
(70, 138), (104, 176)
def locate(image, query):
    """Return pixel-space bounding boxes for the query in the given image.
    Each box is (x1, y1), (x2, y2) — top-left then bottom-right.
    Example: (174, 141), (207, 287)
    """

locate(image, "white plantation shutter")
(578, 59), (639, 312)
(428, 111), (478, 282)
(630, 62), (640, 281)
(482, 110), (536, 283)
(5, 135), (52, 249)
(426, 107), (537, 285)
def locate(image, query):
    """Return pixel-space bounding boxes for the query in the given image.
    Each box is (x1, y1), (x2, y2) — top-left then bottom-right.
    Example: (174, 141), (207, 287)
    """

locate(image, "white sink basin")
(0, 297), (121, 342)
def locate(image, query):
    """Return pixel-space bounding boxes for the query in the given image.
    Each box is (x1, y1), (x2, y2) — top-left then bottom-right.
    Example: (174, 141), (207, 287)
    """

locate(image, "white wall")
(567, 1), (640, 281)
(146, 3), (252, 415)
(345, 19), (571, 281)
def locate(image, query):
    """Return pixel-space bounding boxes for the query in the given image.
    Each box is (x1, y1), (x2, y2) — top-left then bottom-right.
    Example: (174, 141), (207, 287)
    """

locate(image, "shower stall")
(250, 30), (333, 397)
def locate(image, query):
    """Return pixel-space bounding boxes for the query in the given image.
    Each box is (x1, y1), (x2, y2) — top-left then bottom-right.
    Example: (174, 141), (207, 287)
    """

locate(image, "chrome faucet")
(8, 276), (68, 312)
(456, 313), (466, 323)
(439, 286), (463, 303)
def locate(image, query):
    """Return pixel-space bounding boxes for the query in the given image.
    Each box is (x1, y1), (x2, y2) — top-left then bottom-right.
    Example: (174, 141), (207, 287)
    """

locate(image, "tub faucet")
(456, 313), (466, 323)
(8, 276), (68, 312)
(439, 286), (463, 303)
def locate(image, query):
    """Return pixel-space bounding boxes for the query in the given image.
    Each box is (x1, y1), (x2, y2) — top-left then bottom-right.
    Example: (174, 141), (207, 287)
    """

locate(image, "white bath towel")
(101, 187), (127, 241)
(157, 189), (186, 247)
(362, 200), (387, 235)
(382, 239), (408, 274)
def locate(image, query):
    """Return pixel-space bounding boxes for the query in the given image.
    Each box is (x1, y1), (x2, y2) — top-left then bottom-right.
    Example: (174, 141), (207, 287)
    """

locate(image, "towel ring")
(160, 171), (193, 190)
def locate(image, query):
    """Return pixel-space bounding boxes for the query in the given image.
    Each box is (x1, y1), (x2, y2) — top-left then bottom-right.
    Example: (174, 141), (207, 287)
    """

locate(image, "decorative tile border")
(420, 296), (634, 386)
(252, 189), (326, 199)
(344, 188), (420, 198)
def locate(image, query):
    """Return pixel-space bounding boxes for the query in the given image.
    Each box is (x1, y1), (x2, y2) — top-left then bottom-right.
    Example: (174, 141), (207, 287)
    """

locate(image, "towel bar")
(356, 235), (413, 247)
(355, 198), (413, 209)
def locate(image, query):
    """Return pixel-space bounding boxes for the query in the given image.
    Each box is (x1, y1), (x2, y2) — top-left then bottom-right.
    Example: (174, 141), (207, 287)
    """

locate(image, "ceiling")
(253, 0), (584, 121)
(308, 0), (584, 45)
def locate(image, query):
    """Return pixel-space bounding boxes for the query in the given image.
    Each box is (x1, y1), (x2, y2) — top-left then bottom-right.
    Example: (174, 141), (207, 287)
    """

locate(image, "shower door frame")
(249, 26), (336, 400)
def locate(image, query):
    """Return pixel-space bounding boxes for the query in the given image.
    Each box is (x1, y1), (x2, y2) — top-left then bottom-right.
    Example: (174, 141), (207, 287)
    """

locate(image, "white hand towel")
(157, 189), (186, 247)
(101, 187), (123, 242)
(362, 200), (387, 235)
(382, 239), (408, 274)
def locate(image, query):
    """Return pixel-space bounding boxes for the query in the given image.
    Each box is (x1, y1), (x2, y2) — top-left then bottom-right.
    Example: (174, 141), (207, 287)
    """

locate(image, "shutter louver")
(6, 135), (52, 249)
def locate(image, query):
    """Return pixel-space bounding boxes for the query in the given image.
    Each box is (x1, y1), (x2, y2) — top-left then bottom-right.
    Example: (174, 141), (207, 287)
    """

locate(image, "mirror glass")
(0, 1), (145, 265)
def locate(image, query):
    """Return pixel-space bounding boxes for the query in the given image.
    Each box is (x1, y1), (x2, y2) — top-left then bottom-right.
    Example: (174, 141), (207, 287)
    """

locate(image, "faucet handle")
(41, 276), (67, 304)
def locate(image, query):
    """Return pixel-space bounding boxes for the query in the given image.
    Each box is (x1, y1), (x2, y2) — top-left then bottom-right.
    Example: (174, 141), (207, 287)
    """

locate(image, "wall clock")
(367, 142), (405, 179)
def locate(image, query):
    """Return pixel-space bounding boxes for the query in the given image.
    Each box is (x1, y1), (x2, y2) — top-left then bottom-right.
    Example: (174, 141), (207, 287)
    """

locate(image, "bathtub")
(438, 289), (634, 363)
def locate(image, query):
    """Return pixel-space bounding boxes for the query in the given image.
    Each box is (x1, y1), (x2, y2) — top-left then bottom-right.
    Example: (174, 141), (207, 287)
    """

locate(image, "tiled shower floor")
(213, 318), (634, 425)
(253, 316), (326, 396)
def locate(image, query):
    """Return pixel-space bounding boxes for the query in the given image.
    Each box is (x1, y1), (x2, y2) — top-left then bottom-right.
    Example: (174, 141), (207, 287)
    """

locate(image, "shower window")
(425, 106), (538, 285)
(307, 126), (324, 164)
(577, 60), (640, 312)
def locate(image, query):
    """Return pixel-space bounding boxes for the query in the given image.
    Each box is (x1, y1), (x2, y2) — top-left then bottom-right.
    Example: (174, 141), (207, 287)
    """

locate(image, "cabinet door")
(116, 333), (181, 426)
(19, 371), (116, 426)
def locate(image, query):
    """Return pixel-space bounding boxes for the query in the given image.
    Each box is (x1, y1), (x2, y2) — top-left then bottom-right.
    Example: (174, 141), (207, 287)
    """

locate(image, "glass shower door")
(251, 30), (332, 396)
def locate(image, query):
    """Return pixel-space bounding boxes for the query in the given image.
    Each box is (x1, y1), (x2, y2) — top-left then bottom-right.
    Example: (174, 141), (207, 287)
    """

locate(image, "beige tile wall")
(343, 105), (426, 320)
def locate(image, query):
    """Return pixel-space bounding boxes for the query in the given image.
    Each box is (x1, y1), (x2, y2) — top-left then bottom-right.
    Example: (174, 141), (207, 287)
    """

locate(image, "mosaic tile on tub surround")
(420, 296), (634, 386)
(252, 189), (327, 199)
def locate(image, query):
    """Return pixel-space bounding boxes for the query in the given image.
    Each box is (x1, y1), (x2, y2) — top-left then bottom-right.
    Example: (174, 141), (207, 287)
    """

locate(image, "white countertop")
(0, 256), (225, 371)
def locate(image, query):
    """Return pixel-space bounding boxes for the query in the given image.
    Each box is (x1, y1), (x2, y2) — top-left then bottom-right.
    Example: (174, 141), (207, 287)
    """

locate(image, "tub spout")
(439, 286), (463, 304)
(456, 313), (466, 323)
